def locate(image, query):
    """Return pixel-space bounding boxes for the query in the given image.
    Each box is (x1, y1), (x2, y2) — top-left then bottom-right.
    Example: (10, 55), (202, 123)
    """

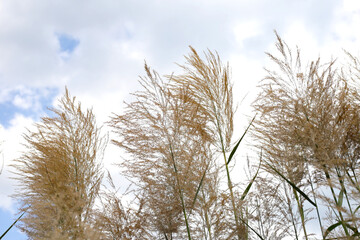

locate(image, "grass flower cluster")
(1, 33), (360, 239)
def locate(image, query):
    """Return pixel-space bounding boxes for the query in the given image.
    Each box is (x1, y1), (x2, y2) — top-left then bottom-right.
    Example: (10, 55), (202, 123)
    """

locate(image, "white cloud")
(0, 114), (34, 213)
(281, 21), (321, 62)
(13, 94), (32, 110)
(330, 1), (360, 57)
(0, 86), (58, 128)
(342, 0), (360, 12)
(233, 20), (262, 48)
(0, 88), (11, 103)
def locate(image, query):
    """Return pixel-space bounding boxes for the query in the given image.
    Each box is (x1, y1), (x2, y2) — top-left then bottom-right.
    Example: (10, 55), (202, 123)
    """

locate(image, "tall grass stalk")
(323, 168), (350, 236)
(169, 143), (192, 240)
(284, 182), (300, 240)
(213, 103), (242, 239)
(293, 188), (309, 240)
(307, 168), (325, 239)
(201, 189), (213, 240)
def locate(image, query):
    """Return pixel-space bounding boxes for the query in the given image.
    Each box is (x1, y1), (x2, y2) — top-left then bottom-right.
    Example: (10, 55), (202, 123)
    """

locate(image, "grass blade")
(324, 220), (359, 238)
(227, 115), (256, 165)
(191, 161), (210, 209)
(240, 153), (262, 201)
(0, 211), (25, 239)
(354, 204), (360, 214)
(337, 189), (344, 208)
(266, 162), (317, 207)
(324, 221), (342, 238)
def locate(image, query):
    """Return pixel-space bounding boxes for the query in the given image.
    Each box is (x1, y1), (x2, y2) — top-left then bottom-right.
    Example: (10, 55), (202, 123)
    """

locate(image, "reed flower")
(252, 32), (360, 238)
(12, 88), (105, 240)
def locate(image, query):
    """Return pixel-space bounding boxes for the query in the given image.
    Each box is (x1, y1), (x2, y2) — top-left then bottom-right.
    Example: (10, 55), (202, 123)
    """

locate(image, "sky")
(0, 0), (360, 239)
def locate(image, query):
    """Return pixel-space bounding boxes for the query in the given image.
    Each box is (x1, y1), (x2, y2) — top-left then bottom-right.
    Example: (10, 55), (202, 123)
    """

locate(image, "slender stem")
(213, 105), (241, 239)
(323, 167), (350, 236)
(293, 188), (309, 240)
(0, 211), (26, 239)
(169, 144), (192, 240)
(351, 167), (359, 185)
(346, 169), (360, 194)
(201, 189), (213, 240)
(255, 197), (265, 238)
(179, 190), (191, 240)
(239, 204), (249, 239)
(336, 167), (357, 230)
(284, 182), (299, 240)
(307, 170), (324, 239)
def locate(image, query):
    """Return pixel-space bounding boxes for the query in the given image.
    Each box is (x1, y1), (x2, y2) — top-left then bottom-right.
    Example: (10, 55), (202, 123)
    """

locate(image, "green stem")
(169, 144), (192, 240)
(346, 169), (360, 194)
(293, 188), (309, 240)
(255, 197), (265, 238)
(284, 182), (299, 240)
(323, 167), (350, 236)
(163, 232), (169, 240)
(336, 167), (357, 230)
(201, 189), (213, 240)
(308, 170), (325, 239)
(351, 167), (359, 185)
(211, 102), (242, 239)
(0, 211), (26, 240)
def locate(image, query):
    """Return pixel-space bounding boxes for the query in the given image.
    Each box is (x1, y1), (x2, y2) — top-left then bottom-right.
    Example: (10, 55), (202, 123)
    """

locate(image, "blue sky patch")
(0, 87), (58, 128)
(57, 33), (80, 53)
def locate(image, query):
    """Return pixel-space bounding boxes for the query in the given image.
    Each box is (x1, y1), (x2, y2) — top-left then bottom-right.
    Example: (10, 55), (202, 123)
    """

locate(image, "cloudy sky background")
(1, 0), (360, 238)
